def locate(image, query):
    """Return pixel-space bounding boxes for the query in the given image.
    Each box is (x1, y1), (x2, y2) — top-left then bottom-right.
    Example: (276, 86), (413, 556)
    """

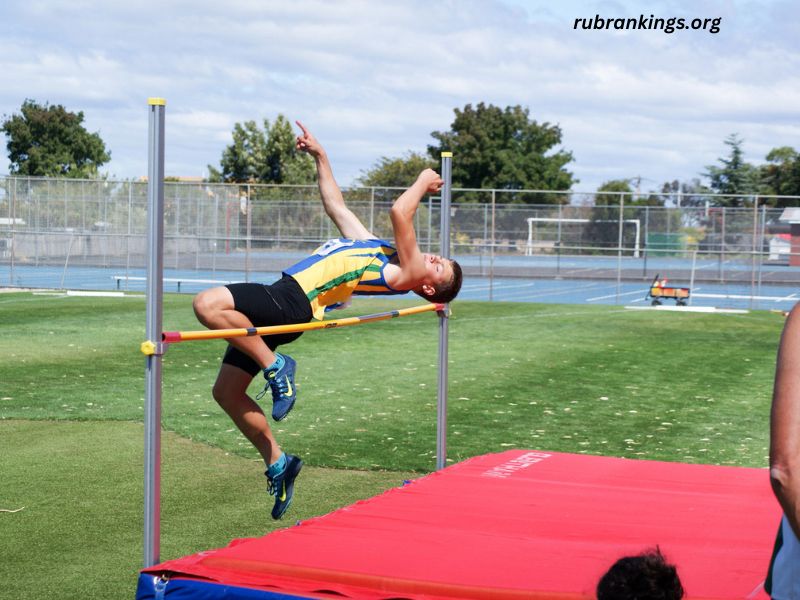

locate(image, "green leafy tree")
(585, 180), (663, 253)
(760, 146), (800, 204)
(207, 121), (264, 183)
(704, 134), (759, 205)
(356, 152), (435, 187)
(593, 179), (632, 205)
(591, 179), (666, 207)
(584, 180), (630, 251)
(208, 115), (315, 184)
(428, 103), (575, 200)
(1, 99), (110, 178)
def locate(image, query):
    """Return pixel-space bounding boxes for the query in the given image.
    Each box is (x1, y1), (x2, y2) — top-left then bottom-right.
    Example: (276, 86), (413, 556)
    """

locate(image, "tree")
(593, 179), (632, 205)
(760, 146), (800, 204)
(208, 115), (315, 184)
(356, 152), (435, 187)
(658, 178), (712, 208)
(428, 103), (575, 200)
(584, 180), (636, 251)
(704, 134), (759, 205)
(1, 99), (110, 178)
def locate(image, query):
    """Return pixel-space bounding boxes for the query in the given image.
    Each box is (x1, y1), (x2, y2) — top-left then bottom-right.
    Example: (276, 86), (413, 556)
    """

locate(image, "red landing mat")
(141, 450), (780, 599)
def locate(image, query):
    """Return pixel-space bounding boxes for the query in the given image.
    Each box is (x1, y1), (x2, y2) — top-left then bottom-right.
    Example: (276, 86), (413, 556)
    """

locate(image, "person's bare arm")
(295, 121), (372, 240)
(770, 303), (800, 538)
(388, 169), (442, 289)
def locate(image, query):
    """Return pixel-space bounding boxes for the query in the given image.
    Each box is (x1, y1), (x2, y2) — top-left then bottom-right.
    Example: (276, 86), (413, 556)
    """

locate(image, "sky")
(0, 0), (798, 193)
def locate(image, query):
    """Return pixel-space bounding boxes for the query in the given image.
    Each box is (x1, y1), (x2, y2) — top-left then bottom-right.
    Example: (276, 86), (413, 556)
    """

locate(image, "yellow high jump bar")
(142, 303), (445, 353)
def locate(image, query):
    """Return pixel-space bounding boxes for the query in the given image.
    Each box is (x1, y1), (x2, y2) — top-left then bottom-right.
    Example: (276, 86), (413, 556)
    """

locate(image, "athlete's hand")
(295, 120), (324, 157)
(417, 168), (443, 194)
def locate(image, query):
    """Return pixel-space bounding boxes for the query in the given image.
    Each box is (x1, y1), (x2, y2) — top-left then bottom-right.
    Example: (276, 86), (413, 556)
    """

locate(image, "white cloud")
(0, 0), (797, 192)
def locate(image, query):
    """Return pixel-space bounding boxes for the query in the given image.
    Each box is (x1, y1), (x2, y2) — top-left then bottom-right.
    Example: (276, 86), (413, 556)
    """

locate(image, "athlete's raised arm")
(388, 169), (443, 289)
(295, 120), (372, 240)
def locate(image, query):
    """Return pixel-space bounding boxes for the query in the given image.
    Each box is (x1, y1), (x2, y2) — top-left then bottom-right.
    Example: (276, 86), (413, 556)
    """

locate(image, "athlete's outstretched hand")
(295, 121), (324, 157)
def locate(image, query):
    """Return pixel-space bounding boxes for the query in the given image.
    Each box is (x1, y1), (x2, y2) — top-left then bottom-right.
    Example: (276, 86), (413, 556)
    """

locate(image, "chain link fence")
(2, 175), (799, 302)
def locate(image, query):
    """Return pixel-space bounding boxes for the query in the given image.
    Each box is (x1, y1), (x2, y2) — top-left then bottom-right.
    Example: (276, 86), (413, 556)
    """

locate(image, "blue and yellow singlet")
(283, 238), (407, 320)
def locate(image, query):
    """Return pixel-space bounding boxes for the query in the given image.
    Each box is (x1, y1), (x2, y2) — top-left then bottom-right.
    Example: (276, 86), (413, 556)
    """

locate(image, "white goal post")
(526, 217), (641, 258)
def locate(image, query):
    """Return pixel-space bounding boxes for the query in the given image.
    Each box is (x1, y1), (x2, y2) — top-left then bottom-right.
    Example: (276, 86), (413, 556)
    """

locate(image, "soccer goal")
(526, 217), (641, 257)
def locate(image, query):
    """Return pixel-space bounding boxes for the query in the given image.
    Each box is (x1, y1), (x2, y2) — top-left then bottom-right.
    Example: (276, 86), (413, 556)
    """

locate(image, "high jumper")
(190, 121), (463, 521)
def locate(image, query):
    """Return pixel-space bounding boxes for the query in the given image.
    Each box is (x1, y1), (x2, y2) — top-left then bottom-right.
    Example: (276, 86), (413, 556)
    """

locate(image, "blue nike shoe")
(257, 353), (297, 421)
(266, 454), (303, 520)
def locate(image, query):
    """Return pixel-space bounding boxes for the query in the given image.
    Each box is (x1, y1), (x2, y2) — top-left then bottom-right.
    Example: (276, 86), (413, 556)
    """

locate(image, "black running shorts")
(221, 275), (313, 376)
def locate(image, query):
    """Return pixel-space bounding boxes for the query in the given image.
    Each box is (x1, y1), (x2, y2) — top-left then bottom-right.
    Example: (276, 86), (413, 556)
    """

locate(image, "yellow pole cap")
(147, 98), (167, 106)
(441, 151), (453, 158)
(141, 340), (157, 355)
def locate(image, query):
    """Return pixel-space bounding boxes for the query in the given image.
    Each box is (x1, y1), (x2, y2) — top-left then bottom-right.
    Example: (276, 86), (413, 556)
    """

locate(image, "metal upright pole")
(9, 178), (16, 286)
(642, 206), (649, 277)
(144, 97), (166, 568)
(750, 198), (759, 310)
(246, 191), (252, 282)
(436, 152), (452, 470)
(490, 189), (495, 301)
(688, 250), (698, 306)
(615, 194), (624, 304)
(369, 187), (375, 234)
(757, 203), (766, 305)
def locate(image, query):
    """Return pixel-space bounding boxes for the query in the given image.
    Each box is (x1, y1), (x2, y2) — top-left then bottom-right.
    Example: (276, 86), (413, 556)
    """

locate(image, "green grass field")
(0, 291), (786, 598)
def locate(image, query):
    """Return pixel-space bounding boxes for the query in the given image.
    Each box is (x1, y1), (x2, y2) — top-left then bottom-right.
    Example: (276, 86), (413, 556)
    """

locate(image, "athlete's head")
(414, 253), (463, 304)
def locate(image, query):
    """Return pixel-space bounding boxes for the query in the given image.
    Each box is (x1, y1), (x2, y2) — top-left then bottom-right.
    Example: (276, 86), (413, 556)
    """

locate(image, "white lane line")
(693, 293), (798, 302)
(586, 289), (649, 302)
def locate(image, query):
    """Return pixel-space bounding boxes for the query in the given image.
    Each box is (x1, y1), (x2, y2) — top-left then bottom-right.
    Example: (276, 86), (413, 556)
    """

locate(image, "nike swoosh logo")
(284, 376), (294, 397)
(280, 489), (287, 501)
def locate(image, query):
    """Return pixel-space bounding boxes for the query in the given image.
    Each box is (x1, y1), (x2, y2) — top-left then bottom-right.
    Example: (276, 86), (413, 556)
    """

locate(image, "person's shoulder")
(369, 238), (395, 248)
(355, 238), (395, 250)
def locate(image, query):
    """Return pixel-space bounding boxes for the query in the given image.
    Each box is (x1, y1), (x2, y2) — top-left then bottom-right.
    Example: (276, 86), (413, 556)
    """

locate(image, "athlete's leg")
(193, 286), (277, 370)
(197, 281), (306, 421)
(212, 363), (282, 464)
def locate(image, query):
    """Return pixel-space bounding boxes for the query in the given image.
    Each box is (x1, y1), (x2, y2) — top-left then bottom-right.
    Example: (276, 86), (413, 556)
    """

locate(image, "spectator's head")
(596, 547), (684, 600)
